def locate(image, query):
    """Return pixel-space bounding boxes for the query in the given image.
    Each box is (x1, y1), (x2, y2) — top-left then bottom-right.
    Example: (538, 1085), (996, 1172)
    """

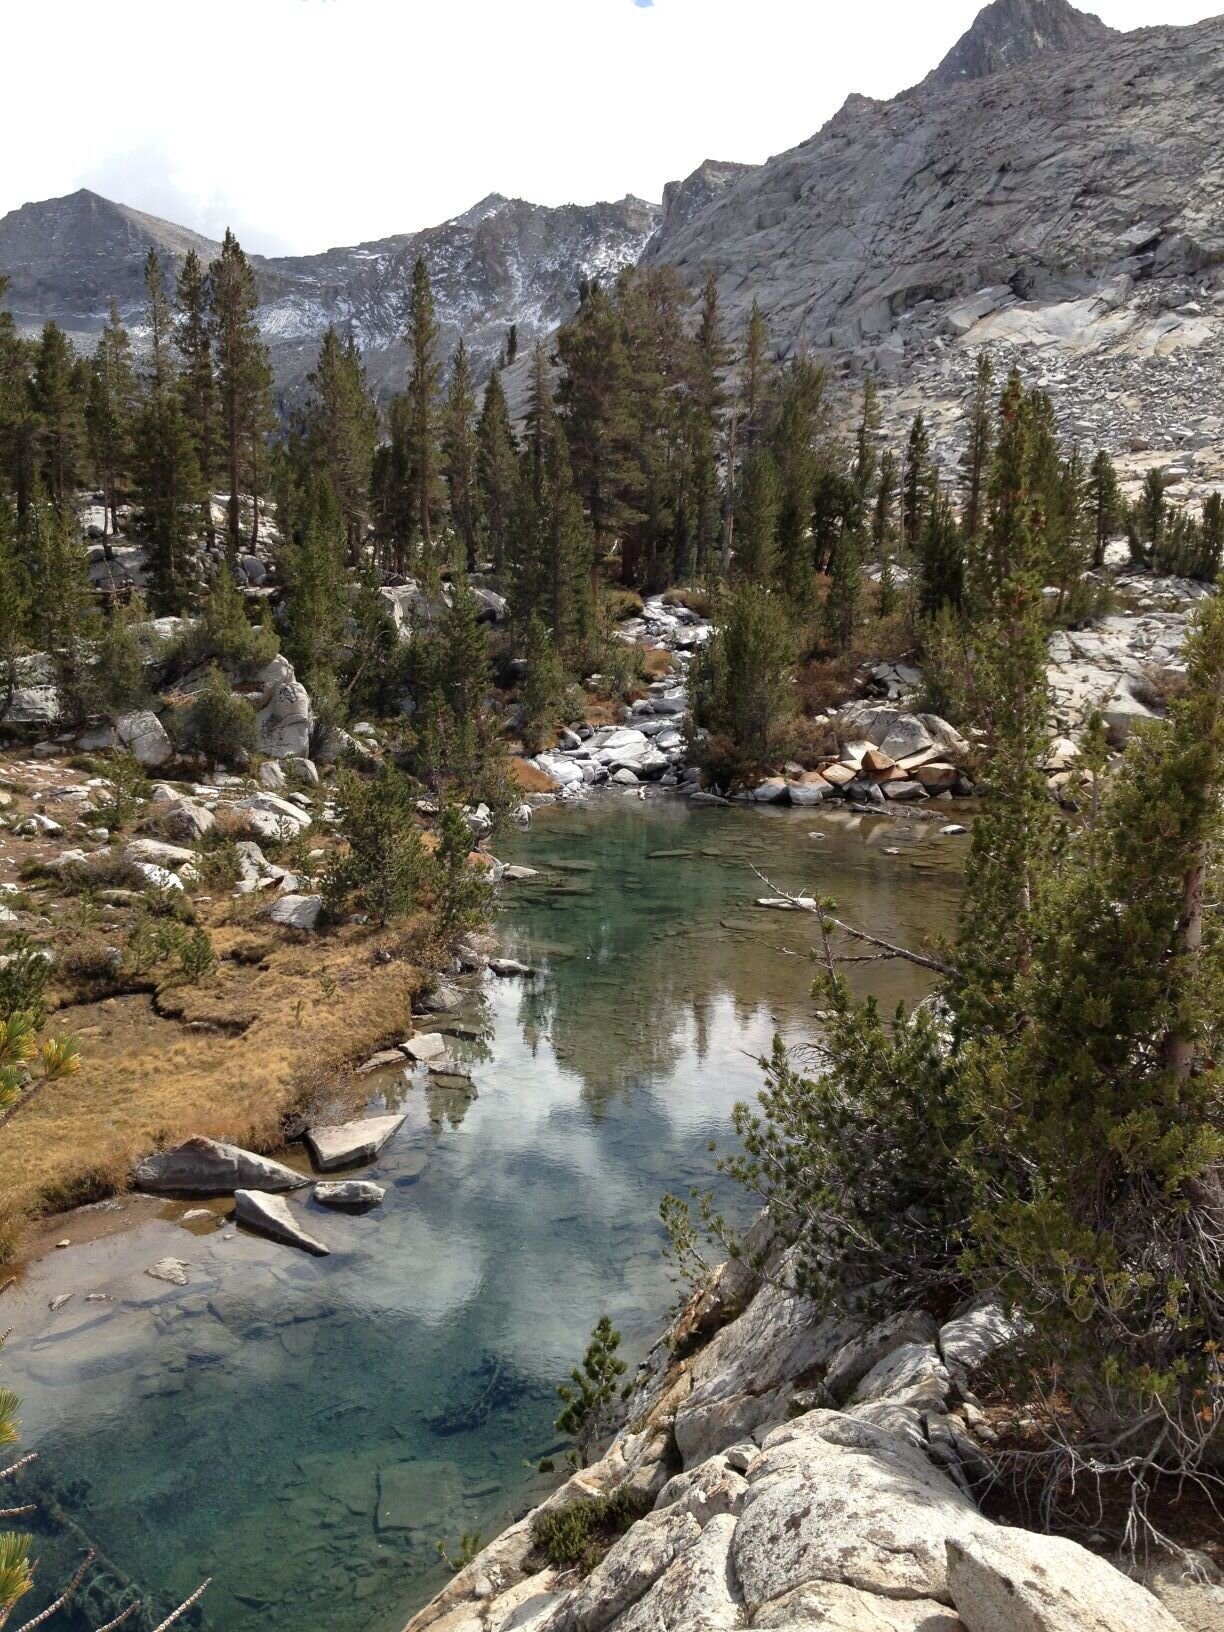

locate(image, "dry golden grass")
(0, 920), (423, 1217)
(640, 647), (674, 680)
(508, 758), (562, 793)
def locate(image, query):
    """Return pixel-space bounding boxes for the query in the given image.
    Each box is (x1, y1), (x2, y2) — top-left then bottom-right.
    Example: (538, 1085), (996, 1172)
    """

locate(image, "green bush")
(0, 937), (52, 1027)
(530, 1489), (652, 1574)
(323, 767), (426, 926)
(182, 667), (257, 767)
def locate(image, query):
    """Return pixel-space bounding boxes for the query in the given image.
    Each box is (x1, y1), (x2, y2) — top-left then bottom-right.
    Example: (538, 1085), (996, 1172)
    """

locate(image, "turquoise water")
(2, 796), (960, 1632)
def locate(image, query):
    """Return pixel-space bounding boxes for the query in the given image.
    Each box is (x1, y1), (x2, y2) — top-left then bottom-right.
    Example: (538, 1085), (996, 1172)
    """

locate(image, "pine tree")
(0, 500), (26, 724)
(175, 247), (218, 546)
(742, 299), (769, 445)
(521, 613), (566, 754)
(132, 250), (201, 611)
(901, 410), (931, 553)
(476, 369), (517, 578)
(404, 255), (443, 566)
(960, 581), (1224, 1471)
(690, 582), (795, 781)
(1087, 447), (1122, 569)
(280, 474), (347, 697)
(19, 483), (91, 708)
(555, 281), (637, 565)
(302, 327), (377, 565)
(686, 269), (729, 582)
(823, 526), (861, 653)
(440, 574), (492, 733)
(850, 376), (881, 525)
(442, 338), (481, 572)
(323, 767), (426, 927)
(554, 1316), (627, 1467)
(430, 799), (494, 936)
(916, 490), (964, 619)
(30, 321), (86, 509)
(963, 351), (993, 542)
(873, 449), (899, 619)
(0, 283), (38, 520)
(85, 302), (135, 537)
(771, 357), (824, 603)
(955, 370), (1055, 1037)
(209, 229), (270, 558)
(733, 446), (780, 582)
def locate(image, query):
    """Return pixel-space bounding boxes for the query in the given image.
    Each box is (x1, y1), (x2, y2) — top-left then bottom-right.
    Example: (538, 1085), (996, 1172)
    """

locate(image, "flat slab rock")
(234, 1189), (329, 1255)
(134, 1136), (308, 1196)
(400, 1031), (446, 1063)
(305, 1113), (407, 1172)
(487, 957), (534, 977)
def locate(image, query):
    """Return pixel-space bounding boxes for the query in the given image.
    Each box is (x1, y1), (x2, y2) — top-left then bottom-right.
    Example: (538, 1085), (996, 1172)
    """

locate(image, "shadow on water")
(2, 794), (961, 1632)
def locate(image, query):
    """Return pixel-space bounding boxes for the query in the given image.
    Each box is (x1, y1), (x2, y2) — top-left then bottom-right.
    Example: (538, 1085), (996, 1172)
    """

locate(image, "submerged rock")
(313, 1179), (386, 1209)
(234, 1189), (329, 1255)
(145, 1257), (190, 1286)
(133, 1136), (309, 1196)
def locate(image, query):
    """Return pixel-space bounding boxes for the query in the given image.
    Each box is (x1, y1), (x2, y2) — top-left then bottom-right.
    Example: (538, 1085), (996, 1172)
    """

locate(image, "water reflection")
(1, 796), (960, 1632)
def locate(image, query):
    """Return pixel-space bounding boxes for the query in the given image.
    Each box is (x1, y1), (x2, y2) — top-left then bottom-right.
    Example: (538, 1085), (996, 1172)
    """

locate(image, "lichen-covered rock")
(267, 893), (323, 930)
(553, 1507), (702, 1632)
(938, 1299), (1025, 1380)
(755, 1581), (964, 1630)
(824, 1309), (938, 1404)
(115, 709), (173, 767)
(731, 1411), (985, 1611)
(255, 679), (313, 758)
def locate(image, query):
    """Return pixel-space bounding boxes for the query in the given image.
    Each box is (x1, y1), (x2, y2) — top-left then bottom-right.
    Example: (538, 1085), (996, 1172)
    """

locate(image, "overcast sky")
(2, 0), (1215, 256)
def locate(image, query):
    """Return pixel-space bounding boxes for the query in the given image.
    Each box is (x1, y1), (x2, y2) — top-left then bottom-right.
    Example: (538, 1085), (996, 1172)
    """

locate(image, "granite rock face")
(646, 12), (1224, 377)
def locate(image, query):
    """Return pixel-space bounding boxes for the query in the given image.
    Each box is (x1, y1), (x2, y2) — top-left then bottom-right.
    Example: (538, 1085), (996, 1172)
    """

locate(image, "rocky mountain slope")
(4, 0), (1223, 457)
(0, 188), (658, 400)
(920, 0), (1115, 90)
(646, 3), (1224, 371)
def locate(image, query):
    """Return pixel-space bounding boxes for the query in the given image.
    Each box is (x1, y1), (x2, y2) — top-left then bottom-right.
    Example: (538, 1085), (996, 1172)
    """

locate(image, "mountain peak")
(925, 0), (1116, 90)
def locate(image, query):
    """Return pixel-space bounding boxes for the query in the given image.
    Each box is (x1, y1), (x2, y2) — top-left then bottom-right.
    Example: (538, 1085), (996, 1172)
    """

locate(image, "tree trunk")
(721, 408), (738, 576)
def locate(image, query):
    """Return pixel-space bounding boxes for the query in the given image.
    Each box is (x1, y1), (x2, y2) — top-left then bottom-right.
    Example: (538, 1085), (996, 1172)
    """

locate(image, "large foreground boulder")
(946, 1527), (1183, 1632)
(134, 1136), (308, 1195)
(234, 1189), (329, 1255)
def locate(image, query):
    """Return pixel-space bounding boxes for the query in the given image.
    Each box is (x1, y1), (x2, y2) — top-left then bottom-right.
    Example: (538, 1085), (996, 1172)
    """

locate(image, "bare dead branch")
(750, 866), (953, 975)
(95, 1604), (142, 1632)
(13, 1549), (96, 1632)
(150, 1579), (211, 1631)
(0, 1453), (37, 1482)
(0, 1504), (36, 1520)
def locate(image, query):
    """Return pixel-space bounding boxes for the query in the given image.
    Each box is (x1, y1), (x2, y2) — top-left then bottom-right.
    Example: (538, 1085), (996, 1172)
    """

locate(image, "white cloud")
(0, 0), (1215, 255)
